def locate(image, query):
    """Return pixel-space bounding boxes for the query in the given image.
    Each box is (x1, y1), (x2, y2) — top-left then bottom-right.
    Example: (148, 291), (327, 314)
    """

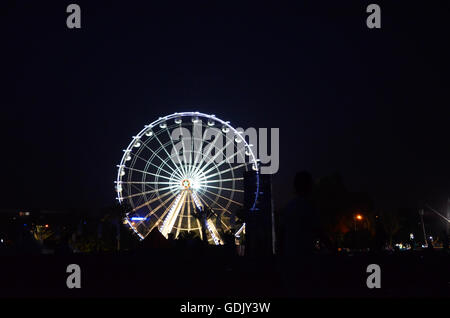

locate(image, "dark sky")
(1, 1), (449, 212)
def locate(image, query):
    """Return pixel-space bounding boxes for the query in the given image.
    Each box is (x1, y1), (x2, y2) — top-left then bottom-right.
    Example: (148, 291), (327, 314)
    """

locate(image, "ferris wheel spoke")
(128, 180), (172, 204)
(122, 185), (173, 200)
(139, 141), (183, 180)
(188, 135), (210, 178)
(199, 145), (246, 177)
(197, 195), (231, 231)
(168, 122), (187, 179)
(131, 151), (179, 180)
(120, 181), (176, 185)
(131, 191), (172, 212)
(128, 182), (156, 208)
(202, 185), (243, 192)
(197, 191), (232, 218)
(153, 130), (187, 178)
(204, 204), (233, 231)
(191, 135), (234, 178)
(190, 132), (225, 178)
(188, 137), (203, 177)
(195, 192), (210, 209)
(164, 155), (186, 180)
(140, 142), (184, 180)
(124, 166), (176, 181)
(128, 183), (150, 207)
(136, 190), (181, 230)
(181, 128), (194, 177)
(135, 191), (158, 209)
(202, 188), (243, 207)
(197, 190), (217, 206)
(165, 127), (189, 178)
(219, 217), (231, 231)
(130, 182), (147, 193)
(198, 177), (243, 184)
(199, 163), (247, 181)
(196, 193), (226, 221)
(128, 187), (174, 213)
(126, 183), (171, 207)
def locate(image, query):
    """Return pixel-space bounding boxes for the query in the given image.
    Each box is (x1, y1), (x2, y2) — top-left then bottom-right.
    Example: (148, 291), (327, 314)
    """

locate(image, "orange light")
(181, 179), (191, 189)
(45, 224), (49, 228)
(356, 214), (363, 220)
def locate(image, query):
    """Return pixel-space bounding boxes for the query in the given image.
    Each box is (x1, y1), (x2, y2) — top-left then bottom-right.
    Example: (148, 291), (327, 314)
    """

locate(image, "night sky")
(2, 1), (449, 213)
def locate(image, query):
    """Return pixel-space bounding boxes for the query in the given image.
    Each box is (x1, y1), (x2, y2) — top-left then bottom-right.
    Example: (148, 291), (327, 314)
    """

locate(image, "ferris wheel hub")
(181, 179), (191, 189)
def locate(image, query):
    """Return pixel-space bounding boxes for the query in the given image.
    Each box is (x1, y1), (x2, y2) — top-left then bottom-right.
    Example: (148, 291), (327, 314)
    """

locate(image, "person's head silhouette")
(294, 171), (313, 197)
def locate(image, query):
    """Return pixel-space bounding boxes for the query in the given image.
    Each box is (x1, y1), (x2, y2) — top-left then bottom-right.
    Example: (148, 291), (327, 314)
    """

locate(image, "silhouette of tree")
(311, 172), (377, 250)
(380, 210), (401, 249)
(312, 172), (349, 249)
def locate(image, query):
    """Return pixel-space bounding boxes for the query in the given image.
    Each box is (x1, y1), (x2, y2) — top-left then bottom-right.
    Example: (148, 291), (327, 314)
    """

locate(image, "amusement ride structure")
(115, 112), (259, 244)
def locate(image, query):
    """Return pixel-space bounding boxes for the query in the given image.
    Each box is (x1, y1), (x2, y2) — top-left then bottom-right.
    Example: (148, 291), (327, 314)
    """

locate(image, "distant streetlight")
(354, 214), (363, 232)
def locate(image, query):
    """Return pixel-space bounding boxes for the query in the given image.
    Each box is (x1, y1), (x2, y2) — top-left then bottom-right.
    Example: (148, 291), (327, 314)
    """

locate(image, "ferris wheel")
(115, 112), (259, 244)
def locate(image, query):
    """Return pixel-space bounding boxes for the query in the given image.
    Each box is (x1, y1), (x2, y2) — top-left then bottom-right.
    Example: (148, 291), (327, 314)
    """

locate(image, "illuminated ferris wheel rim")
(115, 111), (260, 204)
(114, 111), (260, 242)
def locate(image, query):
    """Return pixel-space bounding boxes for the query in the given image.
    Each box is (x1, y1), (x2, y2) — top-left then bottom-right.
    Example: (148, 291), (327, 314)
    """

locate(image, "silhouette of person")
(281, 171), (319, 257)
(280, 171), (320, 296)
